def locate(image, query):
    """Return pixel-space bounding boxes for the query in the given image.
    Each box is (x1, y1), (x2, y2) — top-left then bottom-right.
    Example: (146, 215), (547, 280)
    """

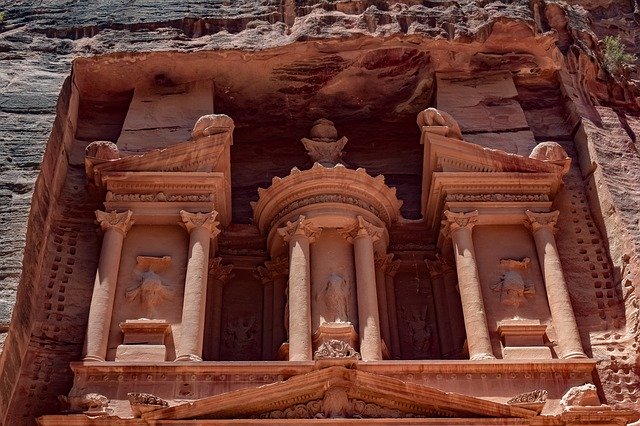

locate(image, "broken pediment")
(84, 114), (234, 226)
(418, 119), (570, 235)
(142, 366), (536, 421)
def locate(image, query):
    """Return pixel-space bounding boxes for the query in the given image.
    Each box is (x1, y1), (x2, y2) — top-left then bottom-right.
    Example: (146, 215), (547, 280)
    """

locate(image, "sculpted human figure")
(318, 273), (350, 324)
(416, 107), (463, 140)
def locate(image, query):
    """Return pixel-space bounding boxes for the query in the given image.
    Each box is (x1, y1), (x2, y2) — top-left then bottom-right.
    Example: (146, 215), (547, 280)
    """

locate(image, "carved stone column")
(206, 258), (233, 361)
(342, 216), (383, 361)
(441, 210), (495, 360)
(257, 257), (289, 359)
(84, 210), (134, 361)
(385, 257), (402, 359)
(277, 216), (320, 361)
(176, 211), (220, 361)
(425, 256), (453, 358)
(374, 253), (393, 357)
(525, 210), (587, 359)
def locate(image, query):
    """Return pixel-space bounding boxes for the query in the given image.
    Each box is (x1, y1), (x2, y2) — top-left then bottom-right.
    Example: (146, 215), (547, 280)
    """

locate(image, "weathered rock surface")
(0, 0), (639, 424)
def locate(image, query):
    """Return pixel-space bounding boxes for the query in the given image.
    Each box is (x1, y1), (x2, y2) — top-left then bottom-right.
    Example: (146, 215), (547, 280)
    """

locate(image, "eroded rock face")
(0, 1), (639, 424)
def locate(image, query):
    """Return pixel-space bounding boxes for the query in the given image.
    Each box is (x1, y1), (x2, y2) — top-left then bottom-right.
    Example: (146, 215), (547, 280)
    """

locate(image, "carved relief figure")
(223, 316), (258, 355)
(317, 273), (351, 324)
(491, 258), (534, 308)
(399, 306), (432, 354)
(126, 256), (174, 318)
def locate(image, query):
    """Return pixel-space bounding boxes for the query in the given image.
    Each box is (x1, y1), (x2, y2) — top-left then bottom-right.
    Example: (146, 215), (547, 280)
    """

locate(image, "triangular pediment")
(143, 366), (536, 421)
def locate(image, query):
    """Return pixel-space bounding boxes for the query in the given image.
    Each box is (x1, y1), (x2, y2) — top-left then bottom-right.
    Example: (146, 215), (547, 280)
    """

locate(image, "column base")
(470, 353), (496, 360)
(562, 351), (588, 359)
(83, 355), (106, 362)
(175, 354), (203, 362)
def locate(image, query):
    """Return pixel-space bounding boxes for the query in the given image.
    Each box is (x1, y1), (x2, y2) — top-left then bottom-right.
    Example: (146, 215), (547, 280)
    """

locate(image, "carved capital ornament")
(277, 215), (321, 243)
(524, 210), (559, 235)
(339, 216), (383, 243)
(95, 210), (135, 236)
(256, 256), (289, 284)
(208, 257), (234, 283)
(440, 210), (478, 238)
(179, 210), (221, 237)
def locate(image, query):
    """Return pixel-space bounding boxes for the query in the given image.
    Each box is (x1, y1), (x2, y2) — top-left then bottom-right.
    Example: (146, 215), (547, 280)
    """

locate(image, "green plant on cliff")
(0, 12), (5, 24)
(602, 35), (637, 75)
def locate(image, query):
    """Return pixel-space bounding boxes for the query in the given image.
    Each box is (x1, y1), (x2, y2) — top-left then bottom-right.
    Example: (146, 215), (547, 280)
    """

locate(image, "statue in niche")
(126, 256), (174, 318)
(491, 258), (534, 308)
(399, 306), (432, 354)
(317, 273), (350, 324)
(223, 316), (258, 355)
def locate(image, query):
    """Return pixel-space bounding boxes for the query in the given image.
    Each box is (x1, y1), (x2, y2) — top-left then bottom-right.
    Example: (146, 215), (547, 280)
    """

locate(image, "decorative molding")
(339, 216), (383, 243)
(267, 193), (384, 233)
(314, 340), (361, 360)
(208, 257), (234, 283)
(507, 389), (548, 405)
(524, 210), (559, 234)
(106, 191), (215, 203)
(440, 210), (478, 238)
(179, 210), (220, 236)
(277, 215), (321, 243)
(95, 210), (134, 236)
(445, 193), (549, 203)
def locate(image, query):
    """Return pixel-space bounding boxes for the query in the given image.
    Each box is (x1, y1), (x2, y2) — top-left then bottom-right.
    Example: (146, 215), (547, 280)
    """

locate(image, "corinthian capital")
(95, 210), (134, 236)
(180, 210), (220, 237)
(255, 256), (289, 284)
(524, 210), (559, 235)
(441, 210), (478, 238)
(374, 253), (394, 272)
(208, 257), (234, 283)
(424, 253), (453, 278)
(340, 216), (383, 243)
(277, 215), (321, 243)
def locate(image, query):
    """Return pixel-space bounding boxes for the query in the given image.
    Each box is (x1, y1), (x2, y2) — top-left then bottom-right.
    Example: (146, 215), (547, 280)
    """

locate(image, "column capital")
(180, 210), (221, 237)
(424, 253), (453, 278)
(374, 253), (394, 272)
(277, 215), (321, 243)
(524, 210), (559, 235)
(255, 256), (289, 284)
(386, 259), (401, 278)
(95, 210), (134, 236)
(208, 257), (234, 284)
(340, 216), (383, 244)
(441, 210), (478, 239)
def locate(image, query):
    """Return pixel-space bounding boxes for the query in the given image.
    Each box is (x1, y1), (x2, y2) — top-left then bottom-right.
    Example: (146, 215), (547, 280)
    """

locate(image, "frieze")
(507, 389), (548, 405)
(106, 191), (215, 203)
(445, 193), (549, 202)
(268, 193), (385, 232)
